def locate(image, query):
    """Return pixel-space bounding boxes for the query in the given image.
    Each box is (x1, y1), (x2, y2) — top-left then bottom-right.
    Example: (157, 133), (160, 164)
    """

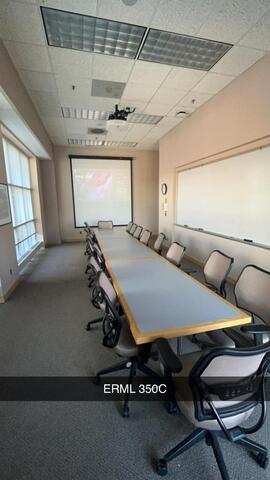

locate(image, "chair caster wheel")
(166, 401), (178, 414)
(156, 459), (168, 476)
(256, 452), (269, 469)
(93, 376), (100, 385)
(205, 435), (211, 446)
(85, 323), (91, 331)
(122, 406), (129, 418)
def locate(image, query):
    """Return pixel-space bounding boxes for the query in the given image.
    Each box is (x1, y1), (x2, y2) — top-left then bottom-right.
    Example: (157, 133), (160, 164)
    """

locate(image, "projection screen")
(70, 156), (132, 227)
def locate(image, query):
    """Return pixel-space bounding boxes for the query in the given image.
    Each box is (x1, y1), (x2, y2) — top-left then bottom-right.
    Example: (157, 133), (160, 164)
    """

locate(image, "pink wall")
(159, 53), (270, 237)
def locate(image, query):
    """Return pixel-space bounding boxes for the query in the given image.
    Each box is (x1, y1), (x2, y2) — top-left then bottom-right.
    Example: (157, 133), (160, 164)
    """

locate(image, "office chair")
(133, 225), (143, 239)
(205, 264), (270, 349)
(166, 242), (186, 267)
(140, 229), (152, 246)
(203, 250), (234, 298)
(93, 271), (158, 417)
(126, 221), (133, 233)
(154, 337), (270, 479)
(129, 223), (137, 235)
(98, 220), (113, 229)
(153, 232), (166, 254)
(85, 247), (108, 331)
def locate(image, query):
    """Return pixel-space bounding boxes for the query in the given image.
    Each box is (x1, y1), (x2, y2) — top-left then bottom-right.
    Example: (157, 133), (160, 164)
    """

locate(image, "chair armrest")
(155, 338), (183, 373)
(240, 324), (270, 335)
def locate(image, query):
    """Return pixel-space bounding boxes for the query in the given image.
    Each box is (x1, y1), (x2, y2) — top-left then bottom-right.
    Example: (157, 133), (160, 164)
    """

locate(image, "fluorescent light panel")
(41, 7), (146, 59)
(62, 107), (109, 120)
(129, 113), (163, 125)
(62, 108), (163, 125)
(139, 29), (233, 70)
(68, 139), (137, 147)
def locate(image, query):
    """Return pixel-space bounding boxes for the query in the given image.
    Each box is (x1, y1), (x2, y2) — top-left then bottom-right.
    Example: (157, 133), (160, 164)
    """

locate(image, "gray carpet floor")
(0, 243), (269, 480)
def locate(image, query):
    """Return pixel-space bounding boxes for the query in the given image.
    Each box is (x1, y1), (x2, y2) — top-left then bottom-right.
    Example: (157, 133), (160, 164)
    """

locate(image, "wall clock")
(161, 183), (167, 195)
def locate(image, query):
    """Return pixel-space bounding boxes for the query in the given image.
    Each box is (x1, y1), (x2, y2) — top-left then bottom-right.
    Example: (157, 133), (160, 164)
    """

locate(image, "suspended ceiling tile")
(143, 102), (173, 116)
(39, 0), (98, 16)
(128, 61), (172, 87)
(19, 70), (57, 93)
(28, 90), (62, 116)
(93, 55), (134, 82)
(4, 41), (51, 72)
(119, 99), (148, 113)
(0, 1), (46, 45)
(211, 46), (266, 76)
(124, 123), (154, 141)
(41, 116), (66, 137)
(150, 87), (186, 106)
(96, 0), (158, 26)
(122, 82), (157, 103)
(49, 47), (93, 79)
(192, 72), (235, 95)
(55, 77), (92, 106)
(151, 0), (219, 36)
(198, 0), (270, 44)
(239, 12), (270, 51)
(161, 67), (206, 91)
(179, 91), (212, 109)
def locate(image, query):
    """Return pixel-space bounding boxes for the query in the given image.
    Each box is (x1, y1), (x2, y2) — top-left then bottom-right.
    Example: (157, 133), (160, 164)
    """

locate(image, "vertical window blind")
(3, 139), (37, 262)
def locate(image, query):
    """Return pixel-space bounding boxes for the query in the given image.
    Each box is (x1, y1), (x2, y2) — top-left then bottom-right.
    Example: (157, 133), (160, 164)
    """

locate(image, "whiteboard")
(176, 146), (270, 247)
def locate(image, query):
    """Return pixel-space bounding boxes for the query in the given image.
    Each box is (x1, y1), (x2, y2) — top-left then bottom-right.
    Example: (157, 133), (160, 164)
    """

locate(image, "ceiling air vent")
(88, 128), (107, 135)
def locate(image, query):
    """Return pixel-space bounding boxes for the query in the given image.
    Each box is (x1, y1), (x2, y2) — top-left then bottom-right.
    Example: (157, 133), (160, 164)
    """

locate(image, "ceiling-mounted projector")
(107, 104), (135, 130)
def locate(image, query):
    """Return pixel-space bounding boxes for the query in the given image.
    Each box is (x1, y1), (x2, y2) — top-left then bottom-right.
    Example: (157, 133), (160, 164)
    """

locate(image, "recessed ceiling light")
(41, 7), (146, 59)
(139, 29), (232, 70)
(175, 110), (188, 117)
(129, 113), (163, 124)
(68, 139), (137, 147)
(62, 107), (109, 120)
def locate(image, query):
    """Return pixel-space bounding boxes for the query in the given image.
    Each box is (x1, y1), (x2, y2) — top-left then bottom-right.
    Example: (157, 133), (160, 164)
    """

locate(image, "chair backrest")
(166, 242), (185, 267)
(203, 250), (234, 297)
(190, 341), (270, 423)
(140, 229), (151, 246)
(98, 272), (122, 348)
(126, 221), (133, 232)
(98, 220), (113, 229)
(129, 223), (137, 235)
(133, 225), (143, 239)
(234, 265), (270, 325)
(154, 233), (166, 254)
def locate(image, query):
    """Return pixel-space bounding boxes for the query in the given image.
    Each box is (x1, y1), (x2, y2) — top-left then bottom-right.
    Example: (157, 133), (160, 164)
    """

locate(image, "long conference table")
(95, 228), (251, 345)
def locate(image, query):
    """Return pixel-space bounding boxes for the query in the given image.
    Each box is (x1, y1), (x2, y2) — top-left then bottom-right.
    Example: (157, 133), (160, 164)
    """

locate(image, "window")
(3, 139), (38, 262)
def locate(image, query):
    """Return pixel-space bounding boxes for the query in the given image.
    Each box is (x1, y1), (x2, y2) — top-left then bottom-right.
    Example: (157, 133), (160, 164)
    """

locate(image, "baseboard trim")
(185, 254), (236, 285)
(0, 276), (21, 303)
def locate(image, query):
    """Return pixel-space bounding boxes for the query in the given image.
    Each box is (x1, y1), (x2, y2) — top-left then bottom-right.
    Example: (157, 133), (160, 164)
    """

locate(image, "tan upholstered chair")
(98, 220), (113, 229)
(129, 223), (137, 235)
(126, 221), (133, 232)
(153, 233), (166, 254)
(166, 242), (186, 267)
(133, 225), (143, 239)
(140, 229), (151, 246)
(93, 271), (157, 417)
(207, 265), (270, 348)
(203, 250), (234, 298)
(155, 337), (270, 478)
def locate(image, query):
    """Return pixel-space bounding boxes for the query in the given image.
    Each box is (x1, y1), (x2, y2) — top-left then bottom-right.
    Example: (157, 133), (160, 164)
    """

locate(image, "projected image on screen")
(71, 157), (132, 227)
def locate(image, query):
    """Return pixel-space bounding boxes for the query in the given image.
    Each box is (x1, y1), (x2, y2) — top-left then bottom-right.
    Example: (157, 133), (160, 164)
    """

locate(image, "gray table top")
(96, 230), (157, 261)
(105, 256), (250, 344)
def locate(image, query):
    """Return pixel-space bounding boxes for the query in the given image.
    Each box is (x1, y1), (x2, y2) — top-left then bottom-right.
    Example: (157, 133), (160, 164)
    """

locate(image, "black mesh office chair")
(93, 271), (158, 417)
(85, 246), (108, 331)
(205, 265), (270, 348)
(154, 337), (270, 479)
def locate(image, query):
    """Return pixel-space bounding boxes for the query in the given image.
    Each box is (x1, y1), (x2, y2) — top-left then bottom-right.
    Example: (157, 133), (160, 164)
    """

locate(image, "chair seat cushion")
(173, 351), (254, 431)
(114, 318), (139, 358)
